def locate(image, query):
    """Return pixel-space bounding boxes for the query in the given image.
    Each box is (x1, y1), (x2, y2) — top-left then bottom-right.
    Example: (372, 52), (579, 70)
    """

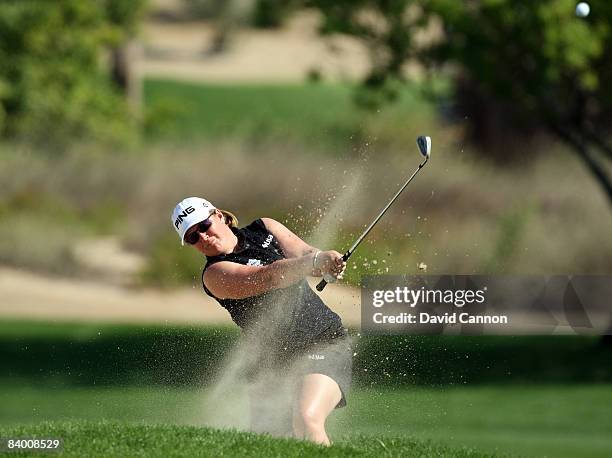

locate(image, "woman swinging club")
(171, 197), (352, 445)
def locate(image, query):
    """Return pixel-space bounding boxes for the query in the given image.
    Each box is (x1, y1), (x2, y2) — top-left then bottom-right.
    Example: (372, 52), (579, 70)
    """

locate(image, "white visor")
(171, 197), (216, 245)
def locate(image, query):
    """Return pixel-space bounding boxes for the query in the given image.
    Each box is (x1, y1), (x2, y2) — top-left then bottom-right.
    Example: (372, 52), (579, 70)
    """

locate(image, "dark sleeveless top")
(202, 219), (345, 358)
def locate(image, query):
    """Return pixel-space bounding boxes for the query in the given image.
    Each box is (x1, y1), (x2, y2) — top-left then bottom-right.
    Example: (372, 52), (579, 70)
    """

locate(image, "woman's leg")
(293, 373), (342, 446)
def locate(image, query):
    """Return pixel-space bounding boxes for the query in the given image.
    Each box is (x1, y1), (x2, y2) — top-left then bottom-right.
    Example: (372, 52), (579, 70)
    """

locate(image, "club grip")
(316, 252), (351, 292)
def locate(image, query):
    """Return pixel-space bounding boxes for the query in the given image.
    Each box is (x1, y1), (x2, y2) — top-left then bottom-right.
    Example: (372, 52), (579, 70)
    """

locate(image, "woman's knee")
(298, 406), (325, 431)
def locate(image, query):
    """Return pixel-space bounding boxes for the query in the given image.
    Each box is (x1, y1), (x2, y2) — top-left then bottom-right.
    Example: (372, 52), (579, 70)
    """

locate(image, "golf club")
(316, 135), (432, 292)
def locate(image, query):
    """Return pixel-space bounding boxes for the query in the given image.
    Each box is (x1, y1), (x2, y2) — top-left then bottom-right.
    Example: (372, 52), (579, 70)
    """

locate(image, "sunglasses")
(184, 218), (213, 245)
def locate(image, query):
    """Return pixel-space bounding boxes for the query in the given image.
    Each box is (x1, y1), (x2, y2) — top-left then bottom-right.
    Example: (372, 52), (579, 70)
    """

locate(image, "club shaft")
(316, 156), (428, 291)
(345, 157), (428, 259)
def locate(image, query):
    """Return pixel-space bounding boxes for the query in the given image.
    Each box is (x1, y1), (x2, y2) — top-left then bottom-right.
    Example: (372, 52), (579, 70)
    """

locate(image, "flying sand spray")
(316, 136), (432, 291)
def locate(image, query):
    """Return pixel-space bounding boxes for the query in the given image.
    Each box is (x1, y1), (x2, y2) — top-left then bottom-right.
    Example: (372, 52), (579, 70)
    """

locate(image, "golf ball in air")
(576, 2), (590, 17)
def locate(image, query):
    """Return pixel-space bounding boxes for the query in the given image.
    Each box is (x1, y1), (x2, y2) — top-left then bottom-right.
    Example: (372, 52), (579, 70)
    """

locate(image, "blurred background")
(1, 1), (611, 456)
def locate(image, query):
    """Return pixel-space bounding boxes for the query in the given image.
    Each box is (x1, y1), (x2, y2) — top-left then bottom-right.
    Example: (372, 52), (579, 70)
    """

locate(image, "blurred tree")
(309, 0), (612, 205)
(184, 0), (231, 20)
(425, 0), (612, 202)
(309, 0), (426, 108)
(184, 0), (253, 54)
(184, 0), (299, 29)
(253, 0), (300, 28)
(183, 0), (299, 56)
(106, 0), (147, 115)
(0, 0), (146, 150)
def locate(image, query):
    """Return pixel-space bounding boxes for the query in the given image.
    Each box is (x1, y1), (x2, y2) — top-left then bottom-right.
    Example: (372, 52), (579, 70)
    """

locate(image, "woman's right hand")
(314, 250), (347, 281)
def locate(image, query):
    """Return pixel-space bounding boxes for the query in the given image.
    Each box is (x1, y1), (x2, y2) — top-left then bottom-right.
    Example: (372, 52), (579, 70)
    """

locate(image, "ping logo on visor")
(174, 206), (195, 229)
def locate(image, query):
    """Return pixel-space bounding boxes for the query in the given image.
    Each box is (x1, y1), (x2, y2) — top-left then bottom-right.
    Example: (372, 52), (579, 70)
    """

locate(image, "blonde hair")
(219, 209), (239, 228)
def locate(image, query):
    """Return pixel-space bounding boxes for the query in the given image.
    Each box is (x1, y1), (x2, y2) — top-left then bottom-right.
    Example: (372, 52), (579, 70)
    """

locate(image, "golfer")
(172, 197), (351, 445)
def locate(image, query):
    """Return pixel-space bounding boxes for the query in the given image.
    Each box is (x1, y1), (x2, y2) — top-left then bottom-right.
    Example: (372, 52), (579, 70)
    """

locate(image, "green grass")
(0, 421), (492, 458)
(143, 79), (435, 151)
(333, 385), (612, 458)
(1, 384), (611, 457)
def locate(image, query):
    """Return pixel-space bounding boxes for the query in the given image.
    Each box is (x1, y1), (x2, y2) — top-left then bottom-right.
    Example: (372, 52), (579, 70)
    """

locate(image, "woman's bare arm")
(203, 218), (345, 299)
(204, 254), (319, 299)
(260, 218), (318, 258)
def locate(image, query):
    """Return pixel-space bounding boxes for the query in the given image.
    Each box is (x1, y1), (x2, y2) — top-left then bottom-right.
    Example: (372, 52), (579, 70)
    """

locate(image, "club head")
(416, 135), (431, 159)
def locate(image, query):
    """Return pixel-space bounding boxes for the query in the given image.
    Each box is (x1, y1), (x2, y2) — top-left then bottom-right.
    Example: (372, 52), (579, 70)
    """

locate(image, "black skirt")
(241, 327), (353, 409)
(294, 333), (352, 408)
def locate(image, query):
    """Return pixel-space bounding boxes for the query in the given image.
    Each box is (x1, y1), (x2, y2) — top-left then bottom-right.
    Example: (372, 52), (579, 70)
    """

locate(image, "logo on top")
(174, 206), (195, 229)
(262, 234), (273, 248)
(308, 354), (325, 360)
